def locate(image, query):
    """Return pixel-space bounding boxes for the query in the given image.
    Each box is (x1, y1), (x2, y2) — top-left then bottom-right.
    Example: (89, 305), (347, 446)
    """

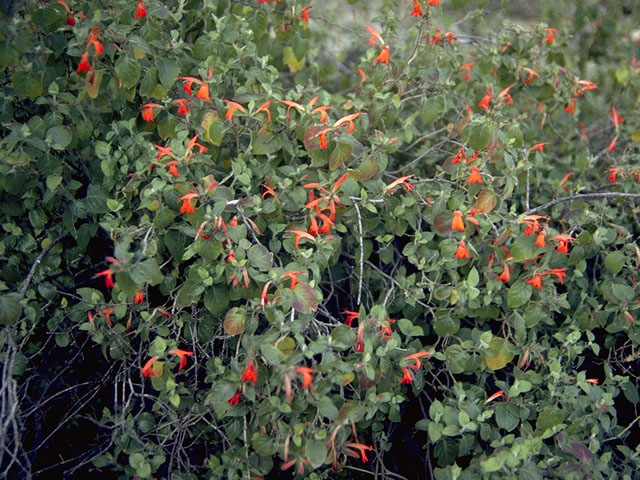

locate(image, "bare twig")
(20, 234), (66, 299)
(524, 192), (640, 215)
(350, 198), (365, 306)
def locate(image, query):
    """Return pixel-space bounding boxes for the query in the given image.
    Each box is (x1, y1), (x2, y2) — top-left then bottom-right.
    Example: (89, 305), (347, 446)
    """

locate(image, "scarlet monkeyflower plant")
(1, 0), (640, 479)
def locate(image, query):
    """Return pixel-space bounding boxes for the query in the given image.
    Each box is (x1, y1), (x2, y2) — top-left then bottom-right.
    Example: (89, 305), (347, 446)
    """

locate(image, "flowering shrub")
(1, 0), (640, 478)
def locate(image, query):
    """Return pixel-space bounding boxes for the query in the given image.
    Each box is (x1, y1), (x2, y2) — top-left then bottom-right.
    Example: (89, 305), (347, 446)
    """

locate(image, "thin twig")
(351, 198), (365, 306)
(524, 192), (640, 215)
(19, 234), (66, 299)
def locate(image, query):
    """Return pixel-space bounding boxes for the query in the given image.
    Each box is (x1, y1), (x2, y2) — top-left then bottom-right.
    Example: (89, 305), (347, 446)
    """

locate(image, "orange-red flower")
(365, 24), (384, 46)
(467, 166), (483, 184)
(451, 210), (465, 231)
(141, 103), (161, 122)
(543, 27), (556, 44)
(134, 290), (144, 305)
(535, 230), (546, 248)
(497, 84), (514, 105)
(520, 214), (546, 236)
(300, 5), (312, 23)
(281, 271), (304, 290)
(334, 112), (362, 133)
(178, 193), (198, 215)
(454, 240), (470, 259)
(94, 269), (115, 288)
(374, 45), (390, 66)
(173, 98), (191, 116)
(553, 234), (575, 255)
(606, 136), (618, 152)
(345, 443), (373, 462)
(228, 390), (242, 405)
(311, 104), (332, 122)
(287, 229), (315, 249)
(460, 62), (477, 81)
(386, 175), (414, 193)
(431, 28), (441, 45)
(76, 52), (91, 73)
(451, 147), (466, 164)
(445, 32), (458, 44)
(410, 0), (422, 16)
(611, 106), (624, 128)
(87, 28), (104, 56)
(225, 100), (246, 121)
(565, 97), (576, 115)
(135, 0), (147, 19)
(527, 273), (544, 290)
(497, 264), (510, 283)
(308, 216), (319, 236)
(166, 161), (180, 178)
(296, 366), (315, 389)
(141, 356), (159, 377)
(523, 67), (540, 84)
(66, 12), (75, 26)
(544, 268), (567, 284)
(399, 367), (414, 384)
(101, 307), (115, 327)
(170, 349), (194, 372)
(427, 0), (440, 5)
(241, 359), (258, 384)
(256, 100), (272, 123)
(478, 86), (492, 112)
(607, 167), (621, 185)
(195, 82), (210, 102)
(262, 183), (277, 199)
(530, 142), (546, 153)
(404, 351), (431, 370)
(344, 310), (359, 327)
(315, 128), (331, 149)
(484, 389), (505, 404)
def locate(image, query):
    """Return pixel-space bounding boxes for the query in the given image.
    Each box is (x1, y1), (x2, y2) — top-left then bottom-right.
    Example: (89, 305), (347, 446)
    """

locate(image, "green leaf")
(434, 314), (460, 336)
(329, 140), (353, 170)
(45, 126), (72, 151)
(115, 55), (142, 89)
(204, 287), (230, 315)
(224, 307), (246, 335)
(0, 41), (19, 68)
(130, 259), (164, 286)
(86, 69), (104, 99)
(12, 71), (43, 99)
(468, 121), (491, 151)
(247, 244), (272, 271)
(252, 127), (282, 155)
(421, 96), (445, 123)
(536, 405), (563, 431)
(83, 185), (109, 214)
(510, 235), (539, 262)
(0, 293), (22, 326)
(283, 46), (305, 73)
(305, 439), (327, 469)
(292, 282), (318, 314)
(484, 337), (515, 371)
(46, 175), (63, 192)
(316, 397), (339, 420)
(507, 280), (532, 308)
(137, 413), (156, 433)
(158, 59), (180, 89)
(260, 344), (283, 365)
(434, 438), (457, 467)
(129, 453), (145, 469)
(445, 345), (470, 374)
(604, 251), (625, 274)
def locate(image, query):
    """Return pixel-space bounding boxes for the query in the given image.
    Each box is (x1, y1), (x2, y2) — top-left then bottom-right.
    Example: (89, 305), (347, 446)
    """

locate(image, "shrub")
(1, 0), (640, 478)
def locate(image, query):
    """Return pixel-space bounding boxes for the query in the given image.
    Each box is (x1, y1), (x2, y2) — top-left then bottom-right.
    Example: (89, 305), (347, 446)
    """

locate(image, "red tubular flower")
(311, 105), (332, 122)
(520, 214), (546, 236)
(308, 216), (319, 236)
(170, 349), (194, 371)
(523, 67), (540, 84)
(296, 366), (315, 389)
(431, 28), (441, 45)
(498, 84), (514, 105)
(374, 45), (390, 66)
(256, 100), (272, 123)
(318, 212), (334, 234)
(135, 0), (147, 19)
(454, 240), (470, 259)
(606, 136), (618, 152)
(607, 167), (621, 185)
(543, 27), (556, 44)
(427, 0), (440, 5)
(530, 142), (546, 153)
(300, 5), (312, 23)
(228, 390), (242, 405)
(287, 229), (315, 249)
(241, 359), (258, 384)
(344, 310), (359, 327)
(399, 367), (414, 384)
(497, 264), (510, 283)
(195, 83), (210, 102)
(66, 12), (75, 26)
(478, 86), (492, 112)
(101, 307), (115, 327)
(484, 389), (505, 404)
(334, 112), (362, 134)
(166, 161), (180, 178)
(365, 24), (384, 46)
(141, 356), (159, 377)
(173, 98), (191, 116)
(611, 106), (624, 128)
(332, 172), (350, 193)
(451, 210), (465, 231)
(544, 268), (567, 284)
(527, 273), (544, 290)
(451, 147), (465, 164)
(262, 183), (277, 199)
(94, 269), (115, 288)
(87, 28), (104, 56)
(76, 52), (91, 73)
(141, 103), (161, 122)
(345, 443), (373, 463)
(178, 193), (198, 215)
(535, 230), (546, 248)
(134, 290), (144, 305)
(565, 97), (576, 114)
(386, 175), (414, 193)
(467, 166), (483, 184)
(460, 62), (477, 81)
(445, 32), (457, 44)
(281, 271), (304, 290)
(315, 128), (331, 149)
(410, 0), (422, 17)
(553, 235), (575, 254)
(225, 100), (246, 121)
(404, 351), (431, 370)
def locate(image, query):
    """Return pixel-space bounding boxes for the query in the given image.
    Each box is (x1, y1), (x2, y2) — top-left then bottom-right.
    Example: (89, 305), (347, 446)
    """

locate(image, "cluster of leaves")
(1, 0), (640, 478)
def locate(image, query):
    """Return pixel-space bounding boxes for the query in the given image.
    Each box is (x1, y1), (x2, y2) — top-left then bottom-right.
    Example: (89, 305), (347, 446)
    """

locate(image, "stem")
(20, 234), (66, 299)
(524, 192), (640, 215)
